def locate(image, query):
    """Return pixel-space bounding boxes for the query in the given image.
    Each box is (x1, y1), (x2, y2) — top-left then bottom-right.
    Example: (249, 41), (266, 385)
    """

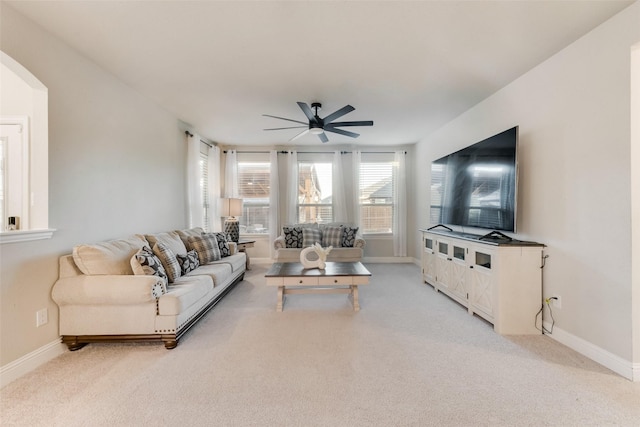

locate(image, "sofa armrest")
(228, 242), (237, 255)
(52, 275), (164, 306)
(354, 235), (366, 249)
(274, 235), (286, 250)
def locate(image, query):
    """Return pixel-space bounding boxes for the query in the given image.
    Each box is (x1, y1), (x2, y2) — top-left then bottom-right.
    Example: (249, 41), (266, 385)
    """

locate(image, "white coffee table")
(265, 262), (371, 312)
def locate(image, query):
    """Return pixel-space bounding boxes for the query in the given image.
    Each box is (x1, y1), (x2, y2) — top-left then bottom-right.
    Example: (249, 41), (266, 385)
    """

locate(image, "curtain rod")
(184, 131), (213, 148)
(223, 150), (407, 154)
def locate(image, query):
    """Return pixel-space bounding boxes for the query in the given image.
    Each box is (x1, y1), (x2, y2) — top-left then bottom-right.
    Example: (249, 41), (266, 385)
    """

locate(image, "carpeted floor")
(1, 263), (639, 426)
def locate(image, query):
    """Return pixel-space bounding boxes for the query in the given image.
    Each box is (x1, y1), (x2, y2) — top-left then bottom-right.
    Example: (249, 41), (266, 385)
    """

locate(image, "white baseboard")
(0, 339), (66, 389)
(362, 256), (415, 263)
(542, 321), (637, 381)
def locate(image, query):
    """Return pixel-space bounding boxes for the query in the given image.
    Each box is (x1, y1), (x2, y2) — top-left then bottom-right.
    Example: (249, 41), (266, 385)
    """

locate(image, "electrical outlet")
(36, 308), (48, 327)
(552, 296), (562, 309)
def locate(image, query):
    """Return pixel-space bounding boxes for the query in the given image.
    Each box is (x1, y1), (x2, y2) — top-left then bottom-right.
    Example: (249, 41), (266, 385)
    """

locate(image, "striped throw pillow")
(187, 234), (221, 265)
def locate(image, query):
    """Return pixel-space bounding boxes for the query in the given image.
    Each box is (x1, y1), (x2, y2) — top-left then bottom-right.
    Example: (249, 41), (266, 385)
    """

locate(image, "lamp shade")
(220, 198), (243, 217)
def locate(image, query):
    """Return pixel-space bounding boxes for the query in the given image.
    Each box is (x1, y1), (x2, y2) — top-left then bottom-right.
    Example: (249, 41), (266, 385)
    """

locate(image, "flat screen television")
(430, 126), (518, 233)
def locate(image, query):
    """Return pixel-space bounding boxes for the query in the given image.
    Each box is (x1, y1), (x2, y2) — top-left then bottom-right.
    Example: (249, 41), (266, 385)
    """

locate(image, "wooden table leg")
(350, 285), (360, 311)
(276, 286), (284, 312)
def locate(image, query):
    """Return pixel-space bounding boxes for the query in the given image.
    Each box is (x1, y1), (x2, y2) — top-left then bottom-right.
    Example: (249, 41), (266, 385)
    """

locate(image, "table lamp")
(220, 198), (243, 242)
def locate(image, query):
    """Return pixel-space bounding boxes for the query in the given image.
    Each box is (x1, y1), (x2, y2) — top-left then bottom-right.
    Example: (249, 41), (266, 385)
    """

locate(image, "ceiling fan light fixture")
(309, 127), (324, 135)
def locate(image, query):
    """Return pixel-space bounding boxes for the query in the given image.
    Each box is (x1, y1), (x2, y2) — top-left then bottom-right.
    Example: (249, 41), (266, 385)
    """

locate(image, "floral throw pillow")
(341, 226), (359, 248)
(132, 245), (168, 285)
(283, 226), (303, 248)
(204, 232), (231, 257)
(176, 250), (200, 275)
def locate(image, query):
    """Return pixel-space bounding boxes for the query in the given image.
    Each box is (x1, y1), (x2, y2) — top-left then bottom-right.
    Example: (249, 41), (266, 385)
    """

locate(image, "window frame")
(237, 153), (271, 235)
(358, 153), (394, 236)
(297, 154), (334, 224)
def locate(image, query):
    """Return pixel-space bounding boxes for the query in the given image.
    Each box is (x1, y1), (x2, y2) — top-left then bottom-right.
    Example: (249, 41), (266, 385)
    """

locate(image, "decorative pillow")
(131, 245), (168, 286)
(153, 242), (181, 283)
(176, 250), (200, 275)
(73, 235), (147, 275)
(145, 231), (188, 257)
(176, 227), (206, 251)
(302, 227), (323, 248)
(283, 226), (303, 248)
(204, 232), (230, 257)
(342, 226), (359, 248)
(187, 234), (221, 265)
(322, 226), (343, 248)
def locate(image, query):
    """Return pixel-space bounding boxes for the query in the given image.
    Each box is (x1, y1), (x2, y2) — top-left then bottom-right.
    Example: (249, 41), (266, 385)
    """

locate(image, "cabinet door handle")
(299, 280), (303, 284)
(469, 266), (474, 269)
(447, 258), (452, 261)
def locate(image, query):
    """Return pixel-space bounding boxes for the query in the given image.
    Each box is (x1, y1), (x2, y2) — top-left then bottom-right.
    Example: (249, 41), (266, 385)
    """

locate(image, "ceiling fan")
(263, 102), (373, 143)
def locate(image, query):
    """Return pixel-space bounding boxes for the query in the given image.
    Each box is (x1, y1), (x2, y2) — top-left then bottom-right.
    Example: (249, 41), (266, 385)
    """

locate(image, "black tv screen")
(430, 127), (518, 232)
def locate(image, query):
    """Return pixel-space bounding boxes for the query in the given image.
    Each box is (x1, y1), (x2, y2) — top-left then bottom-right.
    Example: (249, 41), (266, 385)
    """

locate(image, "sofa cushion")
(322, 226), (343, 247)
(176, 250), (200, 275)
(205, 232), (231, 257)
(176, 227), (205, 250)
(302, 228), (323, 248)
(73, 235), (147, 275)
(131, 246), (168, 289)
(282, 226), (303, 248)
(186, 263), (233, 287)
(158, 274), (214, 316)
(342, 226), (359, 247)
(187, 234), (221, 265)
(153, 242), (181, 283)
(145, 231), (188, 256)
(209, 253), (246, 273)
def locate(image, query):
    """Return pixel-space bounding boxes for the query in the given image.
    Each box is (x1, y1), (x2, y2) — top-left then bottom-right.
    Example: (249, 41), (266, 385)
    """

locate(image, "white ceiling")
(5, 0), (634, 146)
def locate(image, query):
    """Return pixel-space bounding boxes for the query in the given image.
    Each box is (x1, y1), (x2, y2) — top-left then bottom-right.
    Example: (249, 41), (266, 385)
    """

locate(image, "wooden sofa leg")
(163, 339), (178, 349)
(64, 337), (87, 351)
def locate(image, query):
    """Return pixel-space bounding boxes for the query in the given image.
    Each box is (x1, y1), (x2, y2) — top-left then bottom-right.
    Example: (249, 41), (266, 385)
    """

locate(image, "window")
(359, 155), (394, 234)
(298, 160), (332, 224)
(238, 156), (270, 234)
(1, 52), (52, 243)
(199, 150), (209, 231)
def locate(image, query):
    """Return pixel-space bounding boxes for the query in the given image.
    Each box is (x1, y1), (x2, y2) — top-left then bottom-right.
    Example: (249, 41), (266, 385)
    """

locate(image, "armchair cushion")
(341, 226), (360, 247)
(302, 228), (323, 247)
(322, 226), (343, 247)
(282, 226), (303, 248)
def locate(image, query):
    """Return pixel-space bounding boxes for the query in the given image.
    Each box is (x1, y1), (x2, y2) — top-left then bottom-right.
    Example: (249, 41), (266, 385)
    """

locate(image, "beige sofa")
(273, 223), (365, 262)
(52, 228), (245, 350)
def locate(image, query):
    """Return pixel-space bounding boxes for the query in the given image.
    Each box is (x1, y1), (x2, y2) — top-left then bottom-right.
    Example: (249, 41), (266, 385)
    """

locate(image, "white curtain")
(269, 150), (279, 258)
(186, 132), (203, 229)
(207, 145), (221, 232)
(286, 150), (298, 224)
(393, 150), (407, 257)
(351, 150), (361, 228)
(224, 150), (239, 198)
(333, 151), (347, 223)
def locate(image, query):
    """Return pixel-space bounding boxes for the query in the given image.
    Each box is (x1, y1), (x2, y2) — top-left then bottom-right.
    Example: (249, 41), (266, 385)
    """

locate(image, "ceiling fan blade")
(289, 129), (310, 142)
(318, 132), (329, 143)
(264, 126), (307, 131)
(326, 120), (374, 127)
(297, 102), (316, 122)
(322, 105), (355, 124)
(324, 127), (360, 139)
(262, 114), (307, 125)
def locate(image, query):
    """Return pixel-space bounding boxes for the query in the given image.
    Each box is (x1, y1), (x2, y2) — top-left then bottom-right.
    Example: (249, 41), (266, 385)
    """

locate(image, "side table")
(236, 239), (255, 270)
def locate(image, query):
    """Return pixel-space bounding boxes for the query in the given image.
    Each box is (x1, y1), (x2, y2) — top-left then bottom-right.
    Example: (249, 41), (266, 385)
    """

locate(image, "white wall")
(413, 2), (640, 367)
(0, 4), (187, 367)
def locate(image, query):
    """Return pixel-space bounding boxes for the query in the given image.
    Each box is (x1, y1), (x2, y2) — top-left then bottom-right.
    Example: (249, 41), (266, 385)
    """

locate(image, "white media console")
(420, 229), (544, 335)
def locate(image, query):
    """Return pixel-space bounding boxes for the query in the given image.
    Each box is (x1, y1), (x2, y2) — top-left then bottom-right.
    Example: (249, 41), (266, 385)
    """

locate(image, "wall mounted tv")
(430, 126), (518, 233)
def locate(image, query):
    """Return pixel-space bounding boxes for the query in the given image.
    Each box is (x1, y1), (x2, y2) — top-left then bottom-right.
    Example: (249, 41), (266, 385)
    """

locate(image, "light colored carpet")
(1, 263), (639, 426)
